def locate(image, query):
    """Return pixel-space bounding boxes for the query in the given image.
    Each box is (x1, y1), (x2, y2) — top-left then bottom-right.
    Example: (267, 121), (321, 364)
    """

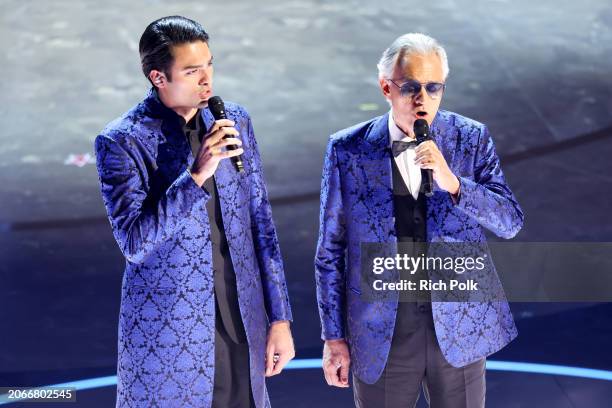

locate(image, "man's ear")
(149, 70), (167, 88)
(379, 78), (391, 98)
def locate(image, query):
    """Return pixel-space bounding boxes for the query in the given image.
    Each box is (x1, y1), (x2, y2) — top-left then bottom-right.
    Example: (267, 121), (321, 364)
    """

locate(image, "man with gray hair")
(315, 33), (523, 407)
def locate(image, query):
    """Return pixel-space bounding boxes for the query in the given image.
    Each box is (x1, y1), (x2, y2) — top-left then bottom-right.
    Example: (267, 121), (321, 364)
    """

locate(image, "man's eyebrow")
(181, 56), (213, 71)
(181, 64), (203, 70)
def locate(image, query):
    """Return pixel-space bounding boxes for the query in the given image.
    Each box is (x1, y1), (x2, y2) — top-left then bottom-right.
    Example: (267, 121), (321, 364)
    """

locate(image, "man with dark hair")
(139, 16), (210, 85)
(95, 15), (294, 408)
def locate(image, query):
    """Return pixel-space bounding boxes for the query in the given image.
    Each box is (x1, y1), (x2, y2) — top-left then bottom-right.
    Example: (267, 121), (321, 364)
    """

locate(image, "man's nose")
(414, 85), (427, 104)
(199, 70), (210, 85)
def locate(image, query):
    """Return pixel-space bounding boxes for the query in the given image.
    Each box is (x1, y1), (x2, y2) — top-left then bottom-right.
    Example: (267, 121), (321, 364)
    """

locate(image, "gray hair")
(377, 33), (449, 80)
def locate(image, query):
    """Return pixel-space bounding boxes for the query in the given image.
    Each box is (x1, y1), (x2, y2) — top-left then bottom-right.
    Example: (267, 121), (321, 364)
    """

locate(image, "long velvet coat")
(95, 89), (292, 407)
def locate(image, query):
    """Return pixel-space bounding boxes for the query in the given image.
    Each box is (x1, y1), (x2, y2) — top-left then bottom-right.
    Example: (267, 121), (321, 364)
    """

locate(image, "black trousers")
(211, 300), (255, 408)
(353, 302), (486, 408)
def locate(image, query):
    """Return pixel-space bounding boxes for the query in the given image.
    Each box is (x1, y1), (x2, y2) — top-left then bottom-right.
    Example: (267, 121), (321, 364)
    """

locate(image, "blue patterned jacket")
(95, 89), (292, 407)
(315, 110), (523, 384)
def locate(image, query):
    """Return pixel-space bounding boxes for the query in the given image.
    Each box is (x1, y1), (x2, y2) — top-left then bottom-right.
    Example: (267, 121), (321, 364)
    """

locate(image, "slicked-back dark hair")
(139, 16), (209, 85)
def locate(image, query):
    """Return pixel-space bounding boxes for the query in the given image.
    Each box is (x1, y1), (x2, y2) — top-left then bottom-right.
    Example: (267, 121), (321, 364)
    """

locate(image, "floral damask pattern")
(95, 89), (292, 407)
(315, 110), (524, 384)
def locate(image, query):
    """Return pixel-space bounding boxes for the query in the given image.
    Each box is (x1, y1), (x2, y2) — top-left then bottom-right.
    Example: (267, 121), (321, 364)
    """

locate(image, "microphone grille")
(413, 118), (429, 131)
(208, 95), (225, 119)
(413, 118), (429, 140)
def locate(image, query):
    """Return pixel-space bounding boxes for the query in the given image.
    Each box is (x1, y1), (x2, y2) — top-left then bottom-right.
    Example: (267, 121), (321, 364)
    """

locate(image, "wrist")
(189, 167), (207, 187)
(270, 320), (290, 329)
(446, 173), (460, 195)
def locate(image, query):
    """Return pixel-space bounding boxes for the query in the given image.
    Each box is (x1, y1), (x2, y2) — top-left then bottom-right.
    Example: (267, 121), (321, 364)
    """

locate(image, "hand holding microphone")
(208, 96), (245, 173)
(413, 119), (460, 196)
(189, 124), (243, 188)
(189, 96), (244, 187)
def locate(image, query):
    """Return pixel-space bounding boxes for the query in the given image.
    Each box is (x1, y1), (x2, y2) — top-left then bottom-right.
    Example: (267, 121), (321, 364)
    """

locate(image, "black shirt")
(182, 111), (247, 344)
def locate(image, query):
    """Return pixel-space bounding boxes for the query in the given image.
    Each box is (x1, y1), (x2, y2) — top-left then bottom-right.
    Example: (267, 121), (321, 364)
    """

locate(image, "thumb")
(340, 358), (350, 384)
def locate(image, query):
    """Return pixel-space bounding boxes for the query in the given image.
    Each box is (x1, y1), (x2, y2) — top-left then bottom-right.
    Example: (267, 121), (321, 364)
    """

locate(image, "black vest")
(391, 157), (431, 306)
(392, 159), (427, 243)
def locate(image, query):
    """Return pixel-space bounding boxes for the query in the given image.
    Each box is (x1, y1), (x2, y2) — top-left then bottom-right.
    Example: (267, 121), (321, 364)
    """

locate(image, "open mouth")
(416, 111), (428, 118)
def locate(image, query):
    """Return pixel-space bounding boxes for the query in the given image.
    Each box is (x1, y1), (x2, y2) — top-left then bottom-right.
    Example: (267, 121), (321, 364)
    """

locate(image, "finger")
(212, 147), (244, 158)
(423, 140), (437, 149)
(217, 148), (244, 159)
(333, 365), (345, 387)
(212, 119), (235, 129)
(322, 358), (334, 385)
(414, 152), (430, 162)
(219, 126), (240, 138)
(270, 351), (290, 376)
(203, 128), (226, 147)
(204, 120), (232, 140)
(415, 145), (429, 154)
(205, 126), (239, 146)
(416, 156), (432, 166)
(323, 367), (332, 385)
(415, 147), (433, 157)
(419, 160), (436, 169)
(416, 141), (437, 154)
(329, 361), (343, 387)
(323, 361), (339, 386)
(213, 137), (242, 150)
(415, 154), (433, 164)
(265, 346), (275, 377)
(419, 149), (440, 160)
(339, 358), (350, 386)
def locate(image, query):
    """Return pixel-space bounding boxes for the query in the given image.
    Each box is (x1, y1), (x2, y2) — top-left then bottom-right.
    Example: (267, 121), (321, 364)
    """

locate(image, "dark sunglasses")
(387, 78), (446, 99)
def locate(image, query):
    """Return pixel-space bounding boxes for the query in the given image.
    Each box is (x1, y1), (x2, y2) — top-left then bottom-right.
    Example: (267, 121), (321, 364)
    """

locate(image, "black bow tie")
(392, 140), (418, 157)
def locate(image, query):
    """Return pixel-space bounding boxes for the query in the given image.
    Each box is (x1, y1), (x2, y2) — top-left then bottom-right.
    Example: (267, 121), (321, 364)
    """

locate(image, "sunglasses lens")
(394, 80), (445, 98)
(425, 83), (445, 97)
(400, 81), (421, 97)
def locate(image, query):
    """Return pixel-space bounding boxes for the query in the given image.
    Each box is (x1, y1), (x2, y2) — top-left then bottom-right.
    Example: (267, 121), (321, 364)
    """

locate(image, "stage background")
(1, 0), (611, 406)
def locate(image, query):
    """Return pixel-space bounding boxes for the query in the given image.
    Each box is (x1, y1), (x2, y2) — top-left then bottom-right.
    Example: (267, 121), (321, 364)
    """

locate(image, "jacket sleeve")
(454, 125), (524, 239)
(314, 139), (347, 340)
(95, 133), (210, 264)
(244, 117), (293, 324)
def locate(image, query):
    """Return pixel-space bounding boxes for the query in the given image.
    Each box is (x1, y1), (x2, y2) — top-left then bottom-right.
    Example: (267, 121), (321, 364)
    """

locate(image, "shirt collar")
(182, 109), (202, 131)
(145, 87), (200, 126)
(388, 109), (416, 147)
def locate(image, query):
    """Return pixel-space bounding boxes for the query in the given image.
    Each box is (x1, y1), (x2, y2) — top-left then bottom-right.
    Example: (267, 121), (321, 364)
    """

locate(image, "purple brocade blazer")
(95, 89), (292, 407)
(315, 110), (524, 384)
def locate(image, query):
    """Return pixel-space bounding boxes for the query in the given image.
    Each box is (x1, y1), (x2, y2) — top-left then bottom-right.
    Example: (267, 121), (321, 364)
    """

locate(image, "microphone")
(208, 96), (245, 173)
(413, 119), (434, 197)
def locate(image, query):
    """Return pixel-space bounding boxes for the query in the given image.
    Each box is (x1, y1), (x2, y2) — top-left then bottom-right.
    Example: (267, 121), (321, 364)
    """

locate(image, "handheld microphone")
(208, 96), (245, 173)
(413, 119), (434, 197)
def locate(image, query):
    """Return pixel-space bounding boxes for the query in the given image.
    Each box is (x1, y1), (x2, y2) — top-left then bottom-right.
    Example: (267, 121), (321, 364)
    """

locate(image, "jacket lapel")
(200, 107), (243, 194)
(200, 108), (250, 276)
(361, 112), (396, 243)
(430, 111), (457, 182)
